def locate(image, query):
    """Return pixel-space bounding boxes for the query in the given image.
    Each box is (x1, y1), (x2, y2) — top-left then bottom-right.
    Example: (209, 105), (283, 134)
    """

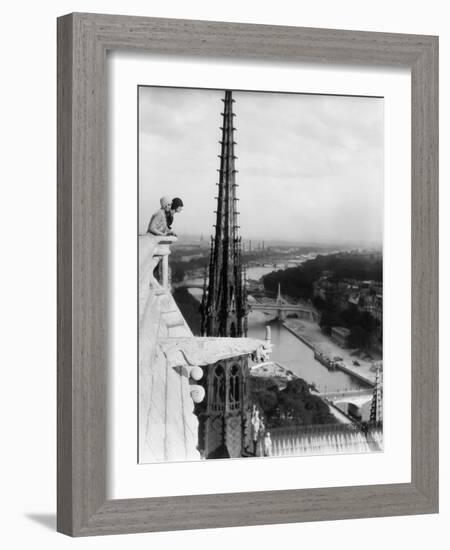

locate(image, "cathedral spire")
(201, 90), (248, 337)
(369, 365), (383, 426)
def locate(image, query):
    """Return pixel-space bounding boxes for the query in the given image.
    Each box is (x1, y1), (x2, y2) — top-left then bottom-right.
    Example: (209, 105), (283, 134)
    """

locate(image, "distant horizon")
(171, 233), (383, 250)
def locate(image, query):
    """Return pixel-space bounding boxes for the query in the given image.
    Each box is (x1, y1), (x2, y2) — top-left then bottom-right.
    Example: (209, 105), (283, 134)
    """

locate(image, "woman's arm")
(147, 210), (167, 235)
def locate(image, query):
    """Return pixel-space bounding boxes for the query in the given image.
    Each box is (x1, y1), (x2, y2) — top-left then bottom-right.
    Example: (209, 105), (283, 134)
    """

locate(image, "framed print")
(57, 13), (438, 536)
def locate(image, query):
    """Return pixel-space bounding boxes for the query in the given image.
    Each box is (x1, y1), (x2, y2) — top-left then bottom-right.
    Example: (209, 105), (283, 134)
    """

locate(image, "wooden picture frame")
(57, 12), (438, 536)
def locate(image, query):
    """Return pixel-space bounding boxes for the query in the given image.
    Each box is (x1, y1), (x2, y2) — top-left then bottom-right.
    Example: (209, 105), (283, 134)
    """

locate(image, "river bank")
(283, 319), (377, 386)
(182, 285), (373, 393)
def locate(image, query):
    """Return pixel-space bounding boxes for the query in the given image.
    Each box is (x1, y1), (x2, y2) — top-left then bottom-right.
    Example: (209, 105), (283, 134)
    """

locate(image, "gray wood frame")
(57, 12), (438, 537)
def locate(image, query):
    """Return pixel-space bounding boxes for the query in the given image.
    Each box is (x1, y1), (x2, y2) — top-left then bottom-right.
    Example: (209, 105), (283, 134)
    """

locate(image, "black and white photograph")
(138, 85), (384, 463)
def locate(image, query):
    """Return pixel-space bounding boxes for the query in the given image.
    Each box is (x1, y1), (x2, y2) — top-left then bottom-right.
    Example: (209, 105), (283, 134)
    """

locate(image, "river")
(244, 265), (366, 392)
(246, 310), (364, 393)
(187, 282), (366, 393)
(246, 265), (283, 280)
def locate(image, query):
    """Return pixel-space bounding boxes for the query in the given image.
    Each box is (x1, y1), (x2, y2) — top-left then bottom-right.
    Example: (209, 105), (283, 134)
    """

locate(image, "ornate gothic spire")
(369, 365), (383, 426)
(200, 90), (248, 337)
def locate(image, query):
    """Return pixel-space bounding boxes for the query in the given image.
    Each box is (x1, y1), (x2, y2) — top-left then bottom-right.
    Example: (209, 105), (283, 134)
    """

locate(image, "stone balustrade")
(139, 234), (177, 322)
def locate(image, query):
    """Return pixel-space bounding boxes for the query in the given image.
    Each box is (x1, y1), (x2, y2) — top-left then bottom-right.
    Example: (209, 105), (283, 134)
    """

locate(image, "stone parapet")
(139, 234), (202, 463)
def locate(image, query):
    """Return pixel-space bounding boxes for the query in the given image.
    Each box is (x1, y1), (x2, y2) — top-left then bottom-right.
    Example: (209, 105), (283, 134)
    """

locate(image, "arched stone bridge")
(249, 283), (315, 321)
(249, 302), (315, 321)
(175, 280), (316, 321)
(318, 388), (375, 423)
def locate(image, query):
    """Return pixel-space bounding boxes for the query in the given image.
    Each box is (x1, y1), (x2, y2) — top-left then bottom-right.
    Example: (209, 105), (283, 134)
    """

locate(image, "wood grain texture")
(410, 37), (439, 505)
(57, 12), (439, 537)
(57, 13), (74, 535)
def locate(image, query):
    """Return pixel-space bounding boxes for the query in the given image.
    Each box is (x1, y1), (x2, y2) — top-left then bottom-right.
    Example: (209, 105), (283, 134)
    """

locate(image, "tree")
(171, 265), (185, 283)
(320, 309), (341, 332)
(312, 295), (325, 310)
(340, 304), (360, 326)
(349, 326), (369, 349)
(249, 377), (336, 428)
(359, 311), (377, 332)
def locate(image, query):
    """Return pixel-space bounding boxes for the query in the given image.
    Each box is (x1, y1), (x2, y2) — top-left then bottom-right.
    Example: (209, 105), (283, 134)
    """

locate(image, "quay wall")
(333, 362), (375, 387)
(283, 323), (315, 350)
(282, 322), (374, 388)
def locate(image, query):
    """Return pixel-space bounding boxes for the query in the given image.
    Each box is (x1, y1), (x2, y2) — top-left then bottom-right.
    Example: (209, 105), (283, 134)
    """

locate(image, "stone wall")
(139, 235), (201, 463)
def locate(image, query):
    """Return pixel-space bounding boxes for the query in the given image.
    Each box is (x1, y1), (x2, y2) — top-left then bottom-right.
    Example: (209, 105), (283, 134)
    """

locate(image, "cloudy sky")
(138, 86), (383, 245)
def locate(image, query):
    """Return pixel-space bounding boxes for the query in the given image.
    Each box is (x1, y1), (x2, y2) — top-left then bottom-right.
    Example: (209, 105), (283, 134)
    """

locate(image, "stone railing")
(139, 233), (203, 462)
(139, 234), (177, 324)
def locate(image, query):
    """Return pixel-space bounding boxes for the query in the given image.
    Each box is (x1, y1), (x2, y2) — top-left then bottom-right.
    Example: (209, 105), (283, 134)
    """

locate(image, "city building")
(331, 326), (351, 347)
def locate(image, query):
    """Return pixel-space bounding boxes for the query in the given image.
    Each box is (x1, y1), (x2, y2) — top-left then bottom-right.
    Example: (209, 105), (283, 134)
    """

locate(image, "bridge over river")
(317, 388), (374, 401)
(174, 279), (316, 321)
(250, 301), (314, 321)
(316, 387), (375, 424)
(250, 284), (316, 321)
